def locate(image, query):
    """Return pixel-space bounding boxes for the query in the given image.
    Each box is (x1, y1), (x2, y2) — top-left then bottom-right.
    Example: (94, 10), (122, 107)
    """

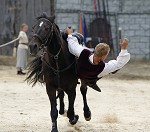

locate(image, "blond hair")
(94, 43), (110, 57)
(21, 23), (27, 29)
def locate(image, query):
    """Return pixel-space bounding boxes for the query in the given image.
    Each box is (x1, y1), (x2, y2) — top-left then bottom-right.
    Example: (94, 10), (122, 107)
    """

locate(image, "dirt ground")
(0, 59), (150, 132)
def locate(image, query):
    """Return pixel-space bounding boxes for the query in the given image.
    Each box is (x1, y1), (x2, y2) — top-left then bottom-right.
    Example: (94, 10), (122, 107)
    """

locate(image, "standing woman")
(16, 23), (29, 75)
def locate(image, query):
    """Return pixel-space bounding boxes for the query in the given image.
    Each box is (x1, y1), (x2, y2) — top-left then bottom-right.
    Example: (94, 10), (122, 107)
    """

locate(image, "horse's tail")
(25, 56), (44, 86)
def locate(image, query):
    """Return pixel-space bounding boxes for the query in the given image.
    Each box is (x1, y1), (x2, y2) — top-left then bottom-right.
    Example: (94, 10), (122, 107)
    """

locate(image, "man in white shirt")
(65, 27), (130, 92)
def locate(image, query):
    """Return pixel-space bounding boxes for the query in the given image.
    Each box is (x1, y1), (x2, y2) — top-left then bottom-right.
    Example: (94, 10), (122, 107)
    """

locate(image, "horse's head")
(29, 12), (55, 55)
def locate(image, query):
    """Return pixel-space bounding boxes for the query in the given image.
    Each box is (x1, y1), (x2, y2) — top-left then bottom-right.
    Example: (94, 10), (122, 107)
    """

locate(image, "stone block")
(140, 24), (149, 30)
(135, 30), (145, 36)
(135, 54), (146, 60)
(121, 25), (129, 30)
(140, 37), (149, 43)
(129, 24), (140, 30)
(135, 42), (145, 48)
(131, 48), (142, 55)
(135, 18), (146, 24)
(108, 0), (119, 13)
(127, 30), (135, 37)
(130, 36), (140, 43)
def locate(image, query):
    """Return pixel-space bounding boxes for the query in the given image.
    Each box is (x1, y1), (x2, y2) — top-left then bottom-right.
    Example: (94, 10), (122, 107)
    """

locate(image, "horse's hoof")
(59, 109), (67, 115)
(59, 110), (64, 115)
(51, 122), (58, 132)
(51, 128), (58, 132)
(84, 110), (91, 121)
(69, 115), (79, 125)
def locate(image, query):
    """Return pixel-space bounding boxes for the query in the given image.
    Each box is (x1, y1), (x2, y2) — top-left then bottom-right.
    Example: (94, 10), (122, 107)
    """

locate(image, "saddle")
(60, 30), (84, 45)
(71, 32), (84, 45)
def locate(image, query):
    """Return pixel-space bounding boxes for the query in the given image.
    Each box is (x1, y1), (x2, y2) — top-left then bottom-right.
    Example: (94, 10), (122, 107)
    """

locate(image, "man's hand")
(65, 27), (73, 35)
(120, 38), (128, 49)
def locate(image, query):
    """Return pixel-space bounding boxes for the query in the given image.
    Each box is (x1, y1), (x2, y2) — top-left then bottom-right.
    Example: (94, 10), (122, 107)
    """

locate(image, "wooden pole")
(118, 27), (122, 51)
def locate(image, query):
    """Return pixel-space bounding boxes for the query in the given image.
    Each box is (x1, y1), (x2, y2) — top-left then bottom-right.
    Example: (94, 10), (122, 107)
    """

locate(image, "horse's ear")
(36, 12), (48, 20)
(49, 15), (55, 23)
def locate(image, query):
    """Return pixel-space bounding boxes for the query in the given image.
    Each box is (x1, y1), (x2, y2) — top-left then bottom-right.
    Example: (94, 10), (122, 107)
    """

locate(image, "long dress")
(16, 31), (28, 69)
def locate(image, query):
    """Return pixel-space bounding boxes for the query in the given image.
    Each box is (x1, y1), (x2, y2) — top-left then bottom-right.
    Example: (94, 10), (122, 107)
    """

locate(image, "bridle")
(32, 18), (54, 47)
(33, 18), (62, 57)
(32, 17), (75, 91)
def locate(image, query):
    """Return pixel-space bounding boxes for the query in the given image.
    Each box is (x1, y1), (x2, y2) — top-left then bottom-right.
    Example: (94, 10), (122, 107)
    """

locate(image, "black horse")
(26, 12), (91, 132)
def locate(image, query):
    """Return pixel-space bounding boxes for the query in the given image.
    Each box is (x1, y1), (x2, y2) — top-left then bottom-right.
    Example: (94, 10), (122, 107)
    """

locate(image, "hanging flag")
(79, 13), (82, 34)
(79, 12), (86, 43)
(93, 0), (97, 12)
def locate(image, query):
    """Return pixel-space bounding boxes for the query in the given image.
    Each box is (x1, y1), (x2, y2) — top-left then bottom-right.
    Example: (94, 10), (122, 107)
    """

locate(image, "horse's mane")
(26, 56), (44, 86)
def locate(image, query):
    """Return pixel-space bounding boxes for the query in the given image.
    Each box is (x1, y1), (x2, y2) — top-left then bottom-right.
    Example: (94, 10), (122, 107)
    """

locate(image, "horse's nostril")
(34, 44), (37, 48)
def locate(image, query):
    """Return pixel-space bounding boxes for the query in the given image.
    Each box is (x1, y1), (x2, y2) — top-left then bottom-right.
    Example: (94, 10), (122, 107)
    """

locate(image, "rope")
(0, 37), (19, 48)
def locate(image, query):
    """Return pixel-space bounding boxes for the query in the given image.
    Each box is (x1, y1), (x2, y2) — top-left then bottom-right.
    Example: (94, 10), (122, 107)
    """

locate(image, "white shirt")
(67, 34), (130, 78)
(17, 31), (28, 49)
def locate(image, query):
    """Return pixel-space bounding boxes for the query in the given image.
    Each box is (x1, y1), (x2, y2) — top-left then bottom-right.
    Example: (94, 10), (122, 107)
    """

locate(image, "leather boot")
(17, 71), (26, 75)
(90, 84), (101, 92)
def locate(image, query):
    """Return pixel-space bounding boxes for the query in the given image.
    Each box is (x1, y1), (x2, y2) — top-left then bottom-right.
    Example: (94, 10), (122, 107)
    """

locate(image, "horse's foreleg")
(80, 82), (91, 121)
(67, 89), (79, 125)
(57, 89), (65, 115)
(47, 88), (58, 132)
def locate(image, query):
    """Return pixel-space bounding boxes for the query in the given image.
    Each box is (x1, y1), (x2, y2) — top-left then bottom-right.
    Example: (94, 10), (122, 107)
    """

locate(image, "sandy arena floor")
(0, 61), (150, 132)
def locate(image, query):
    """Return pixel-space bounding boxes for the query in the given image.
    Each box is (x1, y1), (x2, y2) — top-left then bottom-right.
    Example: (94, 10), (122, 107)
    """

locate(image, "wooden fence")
(0, 0), (54, 55)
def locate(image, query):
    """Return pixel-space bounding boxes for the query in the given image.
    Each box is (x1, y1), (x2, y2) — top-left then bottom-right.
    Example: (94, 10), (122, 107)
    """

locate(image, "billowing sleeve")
(67, 34), (86, 57)
(98, 49), (130, 77)
(18, 31), (23, 39)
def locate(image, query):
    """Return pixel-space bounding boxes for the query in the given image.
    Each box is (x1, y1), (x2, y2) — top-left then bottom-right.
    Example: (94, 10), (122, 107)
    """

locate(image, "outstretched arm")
(66, 27), (86, 57)
(98, 38), (130, 77)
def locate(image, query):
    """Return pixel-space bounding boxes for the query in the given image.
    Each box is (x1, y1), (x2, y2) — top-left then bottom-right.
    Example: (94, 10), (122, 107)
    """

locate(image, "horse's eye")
(46, 28), (50, 31)
(33, 36), (38, 40)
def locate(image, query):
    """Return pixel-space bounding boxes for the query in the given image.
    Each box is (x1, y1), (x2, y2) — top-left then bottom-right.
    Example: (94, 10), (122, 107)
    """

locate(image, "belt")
(21, 43), (28, 45)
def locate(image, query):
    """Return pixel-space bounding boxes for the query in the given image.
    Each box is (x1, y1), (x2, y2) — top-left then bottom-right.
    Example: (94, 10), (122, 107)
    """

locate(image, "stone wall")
(0, 0), (52, 55)
(118, 0), (150, 59)
(55, 0), (150, 60)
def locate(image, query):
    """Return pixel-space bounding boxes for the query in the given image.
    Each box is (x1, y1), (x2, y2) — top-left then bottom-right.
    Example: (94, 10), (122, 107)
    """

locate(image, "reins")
(35, 18), (75, 93)
(41, 51), (76, 73)
(33, 18), (54, 45)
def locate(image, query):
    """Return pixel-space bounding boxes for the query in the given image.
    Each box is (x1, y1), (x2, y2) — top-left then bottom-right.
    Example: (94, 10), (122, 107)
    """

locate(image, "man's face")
(97, 51), (109, 62)
(102, 55), (107, 61)
(102, 50), (110, 61)
(97, 55), (107, 62)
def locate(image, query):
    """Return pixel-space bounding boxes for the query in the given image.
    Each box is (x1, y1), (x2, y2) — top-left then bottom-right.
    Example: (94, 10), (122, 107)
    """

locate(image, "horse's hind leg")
(47, 86), (58, 132)
(57, 89), (65, 115)
(66, 89), (79, 125)
(80, 81), (91, 121)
